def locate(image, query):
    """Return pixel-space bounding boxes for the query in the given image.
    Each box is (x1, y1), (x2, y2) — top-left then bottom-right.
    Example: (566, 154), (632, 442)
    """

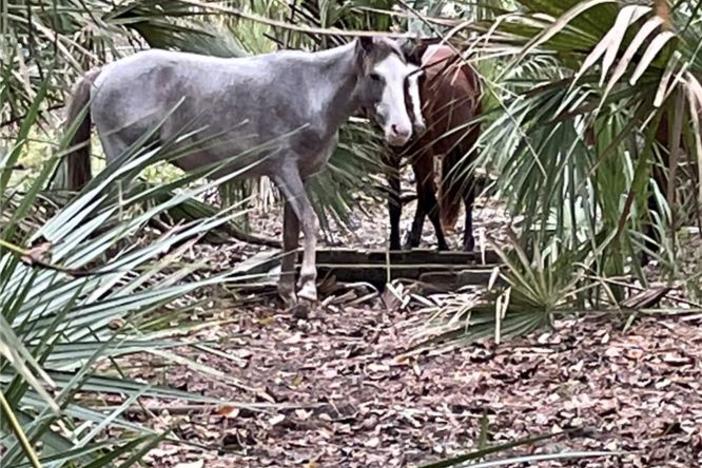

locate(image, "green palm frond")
(410, 1), (701, 342)
(467, 0), (701, 273)
(0, 80), (270, 464)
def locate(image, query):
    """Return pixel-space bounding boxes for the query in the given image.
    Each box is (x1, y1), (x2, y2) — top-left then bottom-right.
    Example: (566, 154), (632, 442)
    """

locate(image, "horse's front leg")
(406, 154), (427, 249)
(407, 194), (425, 249)
(386, 151), (402, 250)
(419, 180), (449, 251)
(275, 166), (318, 303)
(278, 200), (300, 304)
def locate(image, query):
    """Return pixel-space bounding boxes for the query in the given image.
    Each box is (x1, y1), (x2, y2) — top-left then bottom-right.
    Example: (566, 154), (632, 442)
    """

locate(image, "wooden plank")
(315, 264), (497, 288)
(229, 248), (503, 290)
(310, 248), (502, 288)
(418, 270), (504, 291)
(301, 248), (501, 266)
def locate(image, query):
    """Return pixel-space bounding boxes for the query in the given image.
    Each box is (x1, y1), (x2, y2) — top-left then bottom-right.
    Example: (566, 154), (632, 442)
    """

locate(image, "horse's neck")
(307, 43), (361, 132)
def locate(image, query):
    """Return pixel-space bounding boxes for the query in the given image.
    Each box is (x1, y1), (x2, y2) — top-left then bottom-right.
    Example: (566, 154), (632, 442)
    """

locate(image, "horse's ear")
(411, 42), (429, 65)
(398, 38), (427, 66)
(397, 38), (415, 58)
(359, 36), (374, 54)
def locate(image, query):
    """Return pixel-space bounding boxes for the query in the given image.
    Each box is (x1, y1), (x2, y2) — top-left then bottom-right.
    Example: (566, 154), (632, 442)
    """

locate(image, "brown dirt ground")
(118, 174), (701, 467)
(133, 303), (701, 468)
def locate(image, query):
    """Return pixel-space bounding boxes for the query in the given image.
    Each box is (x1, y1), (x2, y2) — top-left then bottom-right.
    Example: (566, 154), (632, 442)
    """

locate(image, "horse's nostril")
(391, 124), (411, 138)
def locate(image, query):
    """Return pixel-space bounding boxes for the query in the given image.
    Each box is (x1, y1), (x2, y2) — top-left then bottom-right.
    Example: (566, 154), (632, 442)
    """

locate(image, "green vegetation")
(1, 0), (700, 466)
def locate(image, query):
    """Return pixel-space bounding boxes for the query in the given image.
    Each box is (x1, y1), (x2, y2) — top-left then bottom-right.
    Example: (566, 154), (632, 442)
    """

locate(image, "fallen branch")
(222, 222), (281, 248)
(586, 274), (702, 310)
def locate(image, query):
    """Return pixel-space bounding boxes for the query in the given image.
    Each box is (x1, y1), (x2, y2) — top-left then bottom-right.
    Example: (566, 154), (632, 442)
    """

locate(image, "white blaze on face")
(373, 53), (415, 147)
(406, 64), (426, 134)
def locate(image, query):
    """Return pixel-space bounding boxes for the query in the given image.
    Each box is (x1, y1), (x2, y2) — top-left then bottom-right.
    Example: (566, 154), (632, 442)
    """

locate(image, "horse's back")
(92, 49), (267, 118)
(88, 49), (317, 175)
(419, 45), (481, 152)
(423, 45), (479, 92)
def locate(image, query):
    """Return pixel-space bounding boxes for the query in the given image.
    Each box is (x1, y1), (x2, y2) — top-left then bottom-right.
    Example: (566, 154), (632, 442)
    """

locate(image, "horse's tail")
(439, 146), (465, 232)
(65, 69), (101, 191)
(439, 123), (481, 232)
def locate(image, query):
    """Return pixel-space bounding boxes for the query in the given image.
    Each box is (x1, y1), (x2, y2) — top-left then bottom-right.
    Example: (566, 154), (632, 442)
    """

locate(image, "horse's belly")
(170, 136), (279, 180)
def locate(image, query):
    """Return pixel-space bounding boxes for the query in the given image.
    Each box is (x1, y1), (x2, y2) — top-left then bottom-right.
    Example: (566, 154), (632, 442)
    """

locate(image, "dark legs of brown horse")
(458, 128), (481, 252)
(406, 151), (449, 250)
(409, 165), (476, 251)
(406, 189), (449, 250)
(385, 150), (449, 251)
(463, 184), (476, 251)
(386, 150), (477, 252)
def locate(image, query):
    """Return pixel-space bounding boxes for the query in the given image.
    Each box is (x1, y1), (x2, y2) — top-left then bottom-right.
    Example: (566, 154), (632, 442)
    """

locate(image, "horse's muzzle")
(413, 120), (427, 136)
(386, 127), (412, 147)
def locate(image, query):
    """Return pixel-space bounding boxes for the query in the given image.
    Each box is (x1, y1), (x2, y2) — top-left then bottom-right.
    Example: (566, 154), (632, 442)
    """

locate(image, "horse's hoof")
(464, 238), (475, 252)
(287, 301), (311, 319)
(297, 283), (318, 303)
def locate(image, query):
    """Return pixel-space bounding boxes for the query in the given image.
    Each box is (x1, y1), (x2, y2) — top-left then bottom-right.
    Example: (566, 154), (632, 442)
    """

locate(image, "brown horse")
(387, 43), (482, 251)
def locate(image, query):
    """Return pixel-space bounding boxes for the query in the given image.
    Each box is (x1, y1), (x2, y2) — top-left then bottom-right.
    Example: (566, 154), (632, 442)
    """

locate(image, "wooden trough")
(310, 248), (501, 290)
(232, 248), (502, 291)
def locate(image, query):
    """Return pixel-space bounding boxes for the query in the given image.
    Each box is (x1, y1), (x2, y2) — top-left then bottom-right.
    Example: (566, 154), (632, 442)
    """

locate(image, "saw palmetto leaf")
(0, 70), (277, 465)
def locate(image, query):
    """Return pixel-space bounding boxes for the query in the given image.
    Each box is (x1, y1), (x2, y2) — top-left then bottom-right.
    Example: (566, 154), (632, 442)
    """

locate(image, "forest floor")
(135, 305), (701, 468)
(117, 178), (701, 467)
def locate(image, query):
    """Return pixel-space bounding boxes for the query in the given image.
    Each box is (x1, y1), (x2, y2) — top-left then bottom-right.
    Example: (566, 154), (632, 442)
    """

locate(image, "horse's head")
(355, 37), (422, 147)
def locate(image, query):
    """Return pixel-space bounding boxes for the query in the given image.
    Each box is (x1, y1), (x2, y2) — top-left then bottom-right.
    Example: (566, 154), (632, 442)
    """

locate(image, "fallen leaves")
(217, 405), (239, 419)
(109, 189), (702, 467)
(124, 305), (702, 467)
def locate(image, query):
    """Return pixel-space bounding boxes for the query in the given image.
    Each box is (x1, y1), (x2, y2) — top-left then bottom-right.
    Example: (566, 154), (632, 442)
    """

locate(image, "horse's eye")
(369, 73), (382, 82)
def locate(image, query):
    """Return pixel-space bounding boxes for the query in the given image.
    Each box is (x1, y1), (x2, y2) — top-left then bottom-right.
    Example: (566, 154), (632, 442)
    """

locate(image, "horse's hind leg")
(98, 130), (138, 188)
(99, 132), (129, 164)
(98, 133), (141, 191)
(274, 165), (318, 303)
(461, 126), (481, 252)
(408, 153), (448, 250)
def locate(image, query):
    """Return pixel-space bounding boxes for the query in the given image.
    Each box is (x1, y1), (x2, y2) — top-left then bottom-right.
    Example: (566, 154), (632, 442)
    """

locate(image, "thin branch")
(1, 103), (64, 129)
(177, 0), (411, 38)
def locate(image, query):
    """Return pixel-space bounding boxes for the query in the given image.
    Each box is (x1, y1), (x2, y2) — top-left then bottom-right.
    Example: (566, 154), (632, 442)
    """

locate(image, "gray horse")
(63, 37), (422, 305)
